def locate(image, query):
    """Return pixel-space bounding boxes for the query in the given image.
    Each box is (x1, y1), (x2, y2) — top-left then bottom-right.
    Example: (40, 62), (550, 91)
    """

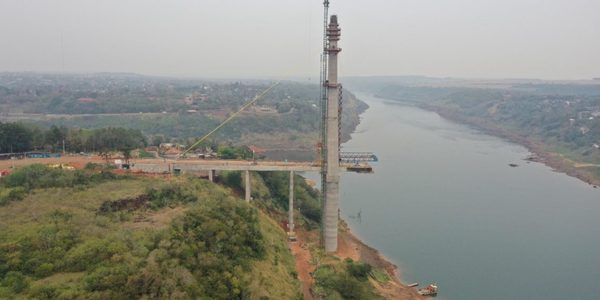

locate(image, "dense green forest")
(0, 122), (146, 154)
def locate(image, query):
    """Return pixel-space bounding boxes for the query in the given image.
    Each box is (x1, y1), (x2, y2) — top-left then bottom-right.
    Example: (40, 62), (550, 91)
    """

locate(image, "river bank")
(290, 223), (424, 300)
(430, 107), (600, 187)
(333, 92), (600, 299)
(338, 223), (424, 300)
(374, 95), (600, 187)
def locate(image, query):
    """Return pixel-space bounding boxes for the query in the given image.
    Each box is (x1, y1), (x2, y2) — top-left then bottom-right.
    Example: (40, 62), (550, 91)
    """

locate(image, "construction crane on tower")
(319, 0), (378, 252)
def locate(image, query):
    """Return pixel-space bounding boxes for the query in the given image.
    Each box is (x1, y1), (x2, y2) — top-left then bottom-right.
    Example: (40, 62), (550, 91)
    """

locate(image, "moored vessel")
(417, 283), (438, 297)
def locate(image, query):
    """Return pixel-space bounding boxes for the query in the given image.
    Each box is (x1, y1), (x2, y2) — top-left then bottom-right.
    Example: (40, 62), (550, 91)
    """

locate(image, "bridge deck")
(0, 156), (371, 173)
(131, 159), (370, 173)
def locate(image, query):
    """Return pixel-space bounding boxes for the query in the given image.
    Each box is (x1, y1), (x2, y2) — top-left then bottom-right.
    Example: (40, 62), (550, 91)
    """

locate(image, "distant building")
(78, 97), (96, 103)
(250, 105), (277, 113)
(246, 145), (266, 155)
(26, 152), (61, 159)
(569, 118), (576, 126)
(163, 148), (183, 159)
(159, 143), (184, 151)
(194, 147), (217, 159)
(578, 111), (591, 120)
(245, 145), (266, 160)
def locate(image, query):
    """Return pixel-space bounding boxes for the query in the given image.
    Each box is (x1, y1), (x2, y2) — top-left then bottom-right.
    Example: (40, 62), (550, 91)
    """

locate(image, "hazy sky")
(1, 0), (599, 80)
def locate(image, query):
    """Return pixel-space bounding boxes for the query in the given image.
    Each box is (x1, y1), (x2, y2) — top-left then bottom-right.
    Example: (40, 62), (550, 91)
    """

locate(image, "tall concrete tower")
(323, 15), (341, 252)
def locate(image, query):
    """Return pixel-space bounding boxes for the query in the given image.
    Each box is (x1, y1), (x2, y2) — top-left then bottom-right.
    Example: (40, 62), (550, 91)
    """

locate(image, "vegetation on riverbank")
(354, 77), (600, 184)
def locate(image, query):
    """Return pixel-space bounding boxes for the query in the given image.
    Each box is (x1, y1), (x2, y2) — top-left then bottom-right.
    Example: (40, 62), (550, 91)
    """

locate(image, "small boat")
(417, 283), (438, 297)
(509, 163), (519, 167)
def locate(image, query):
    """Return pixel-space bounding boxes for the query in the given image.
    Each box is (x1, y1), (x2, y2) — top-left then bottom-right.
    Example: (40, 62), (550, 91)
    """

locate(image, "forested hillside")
(0, 165), (302, 299)
(1, 162), (405, 300)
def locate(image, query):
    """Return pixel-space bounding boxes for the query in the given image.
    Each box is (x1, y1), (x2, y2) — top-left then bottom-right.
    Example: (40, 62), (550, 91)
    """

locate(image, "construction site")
(0, 2), (432, 299)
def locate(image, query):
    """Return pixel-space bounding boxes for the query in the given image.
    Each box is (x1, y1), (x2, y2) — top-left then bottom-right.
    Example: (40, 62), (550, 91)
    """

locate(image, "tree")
(44, 126), (67, 152)
(0, 122), (33, 153)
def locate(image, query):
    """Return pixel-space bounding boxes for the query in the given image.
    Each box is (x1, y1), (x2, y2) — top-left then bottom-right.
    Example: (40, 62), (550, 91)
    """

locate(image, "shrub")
(313, 264), (373, 300)
(28, 284), (57, 300)
(167, 198), (265, 299)
(84, 162), (102, 170)
(0, 187), (27, 206)
(346, 261), (372, 281)
(84, 265), (130, 292)
(65, 238), (127, 272)
(2, 271), (29, 293)
(221, 171), (242, 190)
(146, 183), (197, 209)
(2, 164), (123, 191)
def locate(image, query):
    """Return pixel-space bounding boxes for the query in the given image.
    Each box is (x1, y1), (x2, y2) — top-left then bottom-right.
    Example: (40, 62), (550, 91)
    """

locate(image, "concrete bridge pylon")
(322, 14), (342, 253)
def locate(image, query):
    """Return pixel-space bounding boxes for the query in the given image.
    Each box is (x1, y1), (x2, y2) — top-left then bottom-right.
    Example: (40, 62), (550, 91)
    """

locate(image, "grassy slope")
(1, 165), (389, 299)
(0, 173), (301, 299)
(0, 180), (149, 229)
(246, 211), (302, 300)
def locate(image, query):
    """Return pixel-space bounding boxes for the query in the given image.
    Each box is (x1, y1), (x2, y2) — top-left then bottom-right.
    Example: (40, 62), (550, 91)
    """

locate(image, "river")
(339, 93), (600, 300)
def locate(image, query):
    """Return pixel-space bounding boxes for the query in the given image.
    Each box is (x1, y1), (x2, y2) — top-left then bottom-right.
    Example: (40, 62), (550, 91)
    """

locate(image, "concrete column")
(288, 171), (295, 235)
(208, 170), (214, 182)
(323, 15), (342, 252)
(245, 170), (251, 202)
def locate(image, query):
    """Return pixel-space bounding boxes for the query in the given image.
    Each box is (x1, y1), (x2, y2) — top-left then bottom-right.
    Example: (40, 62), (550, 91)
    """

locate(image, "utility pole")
(288, 171), (295, 237)
(10, 144), (15, 169)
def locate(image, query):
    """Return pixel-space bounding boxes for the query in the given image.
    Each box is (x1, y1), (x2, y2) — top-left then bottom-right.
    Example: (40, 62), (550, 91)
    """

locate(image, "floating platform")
(346, 164), (374, 173)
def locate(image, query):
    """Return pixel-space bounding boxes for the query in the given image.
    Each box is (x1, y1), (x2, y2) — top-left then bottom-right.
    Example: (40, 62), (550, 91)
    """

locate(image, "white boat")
(417, 283), (438, 297)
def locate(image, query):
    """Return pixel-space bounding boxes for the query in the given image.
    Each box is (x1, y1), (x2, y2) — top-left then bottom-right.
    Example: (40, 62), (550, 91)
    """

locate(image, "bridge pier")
(245, 170), (251, 202)
(288, 171), (295, 236)
(208, 170), (214, 182)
